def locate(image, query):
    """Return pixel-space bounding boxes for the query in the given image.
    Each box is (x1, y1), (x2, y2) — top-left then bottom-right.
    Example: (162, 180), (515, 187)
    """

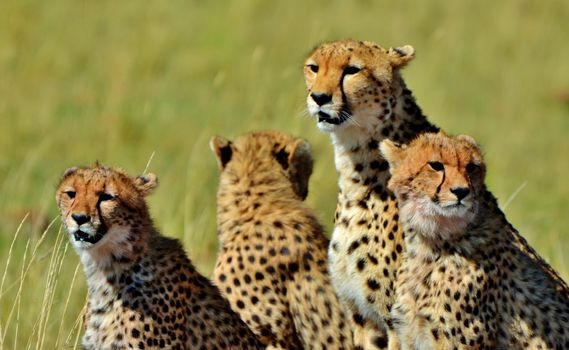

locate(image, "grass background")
(1, 0), (568, 348)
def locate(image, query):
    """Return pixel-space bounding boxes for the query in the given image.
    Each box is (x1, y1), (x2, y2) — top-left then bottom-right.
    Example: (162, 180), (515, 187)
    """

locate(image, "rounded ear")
(288, 139), (314, 200)
(388, 45), (415, 68)
(209, 136), (233, 170)
(289, 139), (313, 173)
(379, 139), (405, 171)
(134, 173), (158, 196)
(61, 166), (79, 179)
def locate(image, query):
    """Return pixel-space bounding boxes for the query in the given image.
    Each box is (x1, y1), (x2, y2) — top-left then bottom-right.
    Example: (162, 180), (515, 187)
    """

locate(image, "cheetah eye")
(428, 161), (444, 172)
(307, 64), (319, 73)
(99, 193), (115, 201)
(466, 162), (479, 174)
(65, 191), (76, 199)
(343, 66), (361, 75)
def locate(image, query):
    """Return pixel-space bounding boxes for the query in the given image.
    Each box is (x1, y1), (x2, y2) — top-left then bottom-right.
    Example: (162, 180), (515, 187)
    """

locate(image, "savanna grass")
(1, 0), (568, 348)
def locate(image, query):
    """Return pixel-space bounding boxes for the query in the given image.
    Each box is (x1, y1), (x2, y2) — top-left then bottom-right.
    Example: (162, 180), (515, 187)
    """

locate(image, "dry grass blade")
(143, 151), (156, 174)
(502, 181), (528, 210)
(55, 261), (81, 349)
(37, 231), (69, 349)
(2, 236), (31, 348)
(0, 213), (28, 298)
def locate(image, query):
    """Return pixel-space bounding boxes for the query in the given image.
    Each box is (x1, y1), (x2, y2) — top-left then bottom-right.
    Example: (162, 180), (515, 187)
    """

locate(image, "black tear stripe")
(96, 196), (109, 236)
(339, 71), (352, 116)
(434, 167), (446, 202)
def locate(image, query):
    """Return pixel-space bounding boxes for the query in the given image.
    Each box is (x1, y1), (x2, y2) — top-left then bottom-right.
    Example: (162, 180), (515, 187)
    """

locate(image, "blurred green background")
(1, 0), (568, 348)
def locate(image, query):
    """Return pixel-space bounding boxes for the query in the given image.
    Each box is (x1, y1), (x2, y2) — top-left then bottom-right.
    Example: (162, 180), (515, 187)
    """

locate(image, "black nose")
(310, 92), (332, 106)
(72, 213), (90, 225)
(451, 187), (470, 201)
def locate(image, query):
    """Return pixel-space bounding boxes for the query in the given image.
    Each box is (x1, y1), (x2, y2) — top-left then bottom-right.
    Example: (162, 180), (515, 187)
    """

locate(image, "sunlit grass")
(1, 0), (568, 347)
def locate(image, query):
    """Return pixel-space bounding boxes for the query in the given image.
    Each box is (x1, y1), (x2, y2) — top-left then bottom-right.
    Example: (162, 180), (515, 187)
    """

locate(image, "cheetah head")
(304, 39), (414, 133)
(380, 132), (486, 240)
(56, 163), (157, 251)
(210, 131), (313, 200)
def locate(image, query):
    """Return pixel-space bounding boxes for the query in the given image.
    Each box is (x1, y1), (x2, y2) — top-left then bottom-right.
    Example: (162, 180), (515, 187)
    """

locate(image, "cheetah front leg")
(345, 303), (397, 350)
(362, 321), (401, 350)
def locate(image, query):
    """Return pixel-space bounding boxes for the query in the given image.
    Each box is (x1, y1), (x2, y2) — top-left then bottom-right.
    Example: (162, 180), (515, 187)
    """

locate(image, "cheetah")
(304, 39), (439, 349)
(56, 163), (263, 350)
(210, 130), (354, 350)
(380, 132), (569, 349)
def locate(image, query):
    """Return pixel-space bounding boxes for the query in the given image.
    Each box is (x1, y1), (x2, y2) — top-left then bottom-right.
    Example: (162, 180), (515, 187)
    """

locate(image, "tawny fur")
(56, 164), (263, 350)
(382, 133), (569, 350)
(304, 39), (439, 350)
(211, 131), (354, 350)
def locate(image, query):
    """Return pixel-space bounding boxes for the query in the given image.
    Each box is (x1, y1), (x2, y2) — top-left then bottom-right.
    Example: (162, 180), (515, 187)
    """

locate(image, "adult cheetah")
(56, 163), (263, 350)
(381, 132), (569, 349)
(210, 130), (354, 350)
(304, 39), (439, 349)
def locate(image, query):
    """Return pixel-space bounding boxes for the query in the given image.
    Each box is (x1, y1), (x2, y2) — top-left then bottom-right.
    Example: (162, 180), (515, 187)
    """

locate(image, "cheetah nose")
(72, 213), (91, 225)
(450, 187), (470, 201)
(310, 92), (332, 106)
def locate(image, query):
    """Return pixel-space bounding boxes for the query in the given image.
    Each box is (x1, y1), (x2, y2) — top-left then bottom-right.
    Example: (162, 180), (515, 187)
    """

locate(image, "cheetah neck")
(332, 81), (437, 207)
(216, 168), (301, 244)
(79, 223), (155, 292)
(403, 201), (501, 258)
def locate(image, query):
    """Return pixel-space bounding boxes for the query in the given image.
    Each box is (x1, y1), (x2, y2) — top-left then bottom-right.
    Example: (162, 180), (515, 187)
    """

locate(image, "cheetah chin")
(307, 102), (349, 132)
(315, 112), (350, 133)
(400, 197), (476, 241)
(72, 229), (105, 244)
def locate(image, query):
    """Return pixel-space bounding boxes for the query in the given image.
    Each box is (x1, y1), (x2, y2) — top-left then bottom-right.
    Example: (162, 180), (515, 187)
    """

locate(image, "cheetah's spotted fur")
(382, 133), (569, 349)
(56, 164), (263, 350)
(304, 39), (438, 349)
(211, 131), (354, 350)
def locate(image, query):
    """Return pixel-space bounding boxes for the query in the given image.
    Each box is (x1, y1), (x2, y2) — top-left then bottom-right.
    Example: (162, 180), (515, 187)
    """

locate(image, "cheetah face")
(304, 39), (414, 133)
(380, 132), (486, 240)
(56, 164), (157, 251)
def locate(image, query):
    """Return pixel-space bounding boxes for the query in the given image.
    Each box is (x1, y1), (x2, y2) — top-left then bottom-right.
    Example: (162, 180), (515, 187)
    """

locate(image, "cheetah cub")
(56, 163), (263, 350)
(380, 132), (569, 349)
(210, 131), (354, 350)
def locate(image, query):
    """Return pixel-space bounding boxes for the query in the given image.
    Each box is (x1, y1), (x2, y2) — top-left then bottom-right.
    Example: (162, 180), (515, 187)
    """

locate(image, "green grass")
(1, 0), (568, 348)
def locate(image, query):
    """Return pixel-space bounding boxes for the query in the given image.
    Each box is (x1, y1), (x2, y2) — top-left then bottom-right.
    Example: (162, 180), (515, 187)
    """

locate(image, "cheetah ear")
(134, 173), (158, 196)
(209, 136), (233, 170)
(388, 45), (415, 68)
(61, 166), (79, 179)
(379, 139), (405, 172)
(288, 139), (314, 200)
(289, 139), (313, 174)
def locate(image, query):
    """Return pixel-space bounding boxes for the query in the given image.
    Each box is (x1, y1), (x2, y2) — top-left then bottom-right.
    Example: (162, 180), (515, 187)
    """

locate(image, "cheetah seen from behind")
(304, 39), (439, 349)
(380, 132), (569, 349)
(210, 130), (354, 350)
(56, 163), (263, 350)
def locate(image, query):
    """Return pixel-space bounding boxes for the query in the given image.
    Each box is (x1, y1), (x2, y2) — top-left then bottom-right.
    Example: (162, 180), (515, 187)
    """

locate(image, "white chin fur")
(72, 240), (96, 250)
(74, 226), (134, 269)
(66, 226), (96, 250)
(307, 99), (346, 133)
(317, 121), (345, 133)
(400, 197), (476, 241)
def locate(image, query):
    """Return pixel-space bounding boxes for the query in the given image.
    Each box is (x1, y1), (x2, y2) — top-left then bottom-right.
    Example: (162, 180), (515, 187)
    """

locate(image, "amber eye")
(343, 66), (361, 75)
(428, 161), (444, 171)
(466, 162), (479, 174)
(65, 191), (76, 199)
(307, 64), (319, 73)
(99, 193), (115, 201)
